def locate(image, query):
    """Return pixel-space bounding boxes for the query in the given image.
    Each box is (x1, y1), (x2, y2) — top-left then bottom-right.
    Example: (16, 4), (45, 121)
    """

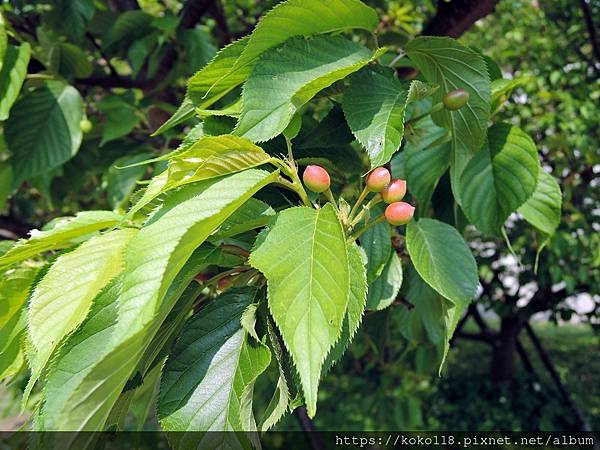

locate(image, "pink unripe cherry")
(381, 179), (407, 204)
(303, 165), (330, 193)
(217, 277), (232, 291)
(385, 202), (415, 226)
(366, 167), (391, 192)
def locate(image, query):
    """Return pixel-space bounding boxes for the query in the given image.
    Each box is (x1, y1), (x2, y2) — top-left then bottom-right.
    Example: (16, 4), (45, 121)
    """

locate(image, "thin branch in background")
(579, 0), (600, 72)
(524, 322), (594, 432)
(515, 337), (535, 374)
(86, 32), (118, 77)
(294, 406), (326, 450)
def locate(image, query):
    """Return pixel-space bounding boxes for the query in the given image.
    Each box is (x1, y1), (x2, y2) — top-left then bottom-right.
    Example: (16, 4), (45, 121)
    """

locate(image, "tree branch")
(294, 406), (326, 450)
(524, 323), (593, 432)
(421, 0), (501, 38)
(579, 0), (600, 71)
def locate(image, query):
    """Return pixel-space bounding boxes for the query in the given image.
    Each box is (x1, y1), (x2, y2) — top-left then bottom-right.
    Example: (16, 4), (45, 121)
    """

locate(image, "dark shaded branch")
(0, 216), (33, 239)
(108, 0), (139, 11)
(422, 0), (501, 38)
(76, 0), (214, 91)
(579, 0), (600, 70)
(455, 331), (495, 345)
(515, 337), (535, 374)
(294, 407), (326, 450)
(524, 323), (593, 432)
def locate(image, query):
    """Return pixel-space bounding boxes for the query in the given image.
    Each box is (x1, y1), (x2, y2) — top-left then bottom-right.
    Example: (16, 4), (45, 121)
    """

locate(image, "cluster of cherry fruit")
(302, 165), (415, 226)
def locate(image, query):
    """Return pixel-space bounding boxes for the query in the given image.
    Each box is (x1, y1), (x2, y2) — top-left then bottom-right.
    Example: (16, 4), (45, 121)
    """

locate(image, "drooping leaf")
(366, 250), (403, 311)
(38, 169), (277, 433)
(97, 95), (141, 146)
(459, 124), (540, 235)
(26, 229), (136, 392)
(404, 143), (450, 212)
(518, 170), (562, 237)
(103, 10), (154, 51)
(405, 37), (491, 202)
(5, 81), (84, 185)
(249, 204), (349, 417)
(158, 288), (270, 447)
(0, 43), (31, 121)
(406, 218), (478, 306)
(343, 68), (435, 167)
(235, 35), (384, 142)
(360, 208), (391, 283)
(323, 242), (367, 372)
(0, 211), (122, 270)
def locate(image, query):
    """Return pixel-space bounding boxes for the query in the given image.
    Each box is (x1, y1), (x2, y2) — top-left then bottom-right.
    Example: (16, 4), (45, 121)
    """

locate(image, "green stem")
(324, 188), (338, 210)
(407, 101), (444, 125)
(350, 195), (383, 227)
(349, 186), (370, 220)
(347, 215), (385, 242)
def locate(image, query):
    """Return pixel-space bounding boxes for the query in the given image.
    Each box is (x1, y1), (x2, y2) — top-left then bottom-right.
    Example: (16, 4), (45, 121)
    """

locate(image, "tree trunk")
(490, 316), (521, 383)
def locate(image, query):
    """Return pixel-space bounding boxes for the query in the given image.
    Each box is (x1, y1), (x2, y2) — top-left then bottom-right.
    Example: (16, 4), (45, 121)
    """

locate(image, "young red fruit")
(385, 202), (415, 225)
(381, 179), (407, 203)
(443, 89), (470, 110)
(366, 167), (391, 192)
(217, 277), (232, 291)
(302, 165), (330, 193)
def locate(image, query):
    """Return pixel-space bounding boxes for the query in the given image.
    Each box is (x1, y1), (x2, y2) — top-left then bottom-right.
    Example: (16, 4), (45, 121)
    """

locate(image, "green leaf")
(128, 135), (271, 217)
(405, 37), (491, 202)
(518, 170), (561, 237)
(97, 96), (141, 146)
(404, 143), (450, 212)
(491, 76), (529, 115)
(45, 0), (95, 42)
(55, 43), (93, 79)
(249, 204), (349, 417)
(212, 198), (275, 239)
(152, 97), (196, 136)
(235, 35), (384, 142)
(0, 211), (122, 270)
(103, 11), (153, 51)
(323, 242), (367, 372)
(187, 36), (250, 109)
(5, 81), (84, 185)
(366, 250), (403, 311)
(0, 161), (13, 210)
(129, 362), (162, 431)
(38, 169), (277, 432)
(459, 124), (540, 235)
(406, 218), (478, 306)
(208, 0), (378, 101)
(259, 370), (290, 432)
(343, 68), (434, 167)
(0, 43), (31, 121)
(106, 153), (152, 210)
(26, 229), (136, 390)
(296, 106), (354, 150)
(397, 266), (445, 345)
(0, 13), (7, 64)
(360, 211), (391, 283)
(159, 288), (270, 443)
(0, 265), (40, 382)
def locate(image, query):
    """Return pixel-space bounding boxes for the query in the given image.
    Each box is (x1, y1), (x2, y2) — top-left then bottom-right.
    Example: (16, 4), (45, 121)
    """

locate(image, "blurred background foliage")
(0, 0), (598, 433)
